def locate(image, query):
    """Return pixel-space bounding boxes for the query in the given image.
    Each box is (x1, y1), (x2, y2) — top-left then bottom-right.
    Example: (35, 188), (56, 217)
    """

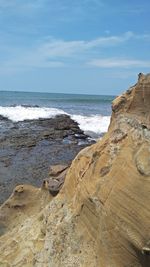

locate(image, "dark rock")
(0, 115), (94, 204)
(0, 115), (9, 121)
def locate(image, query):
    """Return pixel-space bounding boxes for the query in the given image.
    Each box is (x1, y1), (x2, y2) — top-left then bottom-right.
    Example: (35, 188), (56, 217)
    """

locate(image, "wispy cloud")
(0, 31), (150, 73)
(88, 58), (150, 68)
(35, 31), (135, 58)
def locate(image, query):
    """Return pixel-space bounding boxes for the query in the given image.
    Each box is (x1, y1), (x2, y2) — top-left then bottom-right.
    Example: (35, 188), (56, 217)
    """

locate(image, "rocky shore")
(0, 114), (94, 204)
(0, 73), (150, 267)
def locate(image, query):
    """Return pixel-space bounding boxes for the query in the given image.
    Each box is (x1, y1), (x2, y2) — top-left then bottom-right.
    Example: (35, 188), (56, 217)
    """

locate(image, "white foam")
(0, 106), (111, 136)
(0, 106), (66, 122)
(72, 114), (110, 135)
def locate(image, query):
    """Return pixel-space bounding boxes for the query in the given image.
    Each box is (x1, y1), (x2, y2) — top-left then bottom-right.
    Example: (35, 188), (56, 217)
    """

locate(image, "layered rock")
(0, 74), (150, 267)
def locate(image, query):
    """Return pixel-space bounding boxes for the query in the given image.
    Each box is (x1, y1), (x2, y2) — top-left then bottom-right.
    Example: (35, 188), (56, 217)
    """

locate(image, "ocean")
(0, 91), (115, 138)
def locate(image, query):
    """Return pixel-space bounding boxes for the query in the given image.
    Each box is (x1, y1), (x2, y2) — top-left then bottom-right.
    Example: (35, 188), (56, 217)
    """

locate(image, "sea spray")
(0, 105), (110, 137)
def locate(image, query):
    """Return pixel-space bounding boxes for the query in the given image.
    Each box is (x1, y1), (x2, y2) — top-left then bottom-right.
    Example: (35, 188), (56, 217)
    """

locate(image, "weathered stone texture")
(0, 74), (150, 267)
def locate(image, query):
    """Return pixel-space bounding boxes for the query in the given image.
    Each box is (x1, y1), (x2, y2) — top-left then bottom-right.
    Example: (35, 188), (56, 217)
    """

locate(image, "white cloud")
(34, 31), (150, 58)
(0, 31), (150, 73)
(88, 58), (150, 68)
(28, 31), (140, 59)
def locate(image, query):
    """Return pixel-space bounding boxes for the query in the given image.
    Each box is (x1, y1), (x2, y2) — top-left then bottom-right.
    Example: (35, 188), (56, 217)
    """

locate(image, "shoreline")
(0, 114), (95, 204)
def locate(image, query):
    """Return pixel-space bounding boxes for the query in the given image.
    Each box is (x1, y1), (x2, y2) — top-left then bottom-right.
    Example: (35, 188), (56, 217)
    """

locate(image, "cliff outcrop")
(0, 74), (150, 267)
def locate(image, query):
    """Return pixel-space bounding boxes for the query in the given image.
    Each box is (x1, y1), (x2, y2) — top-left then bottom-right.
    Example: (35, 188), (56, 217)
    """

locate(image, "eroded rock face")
(111, 73), (150, 128)
(42, 164), (69, 196)
(135, 143), (150, 176)
(0, 184), (51, 236)
(0, 74), (150, 267)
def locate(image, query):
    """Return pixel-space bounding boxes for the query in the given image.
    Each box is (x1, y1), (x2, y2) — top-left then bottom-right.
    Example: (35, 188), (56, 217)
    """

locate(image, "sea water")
(0, 91), (115, 138)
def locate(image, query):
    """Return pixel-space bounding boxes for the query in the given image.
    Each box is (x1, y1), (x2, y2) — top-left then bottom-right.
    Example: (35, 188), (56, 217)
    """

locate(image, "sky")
(0, 0), (150, 95)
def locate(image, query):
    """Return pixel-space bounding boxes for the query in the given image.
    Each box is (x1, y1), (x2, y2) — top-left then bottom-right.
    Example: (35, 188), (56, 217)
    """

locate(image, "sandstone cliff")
(0, 74), (150, 267)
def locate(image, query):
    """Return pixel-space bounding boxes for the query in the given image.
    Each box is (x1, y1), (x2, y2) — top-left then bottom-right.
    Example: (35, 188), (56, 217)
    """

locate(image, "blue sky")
(0, 0), (150, 95)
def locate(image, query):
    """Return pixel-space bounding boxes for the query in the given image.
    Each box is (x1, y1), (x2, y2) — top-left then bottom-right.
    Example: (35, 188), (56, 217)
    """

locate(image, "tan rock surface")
(0, 73), (150, 266)
(43, 164), (70, 196)
(0, 184), (51, 235)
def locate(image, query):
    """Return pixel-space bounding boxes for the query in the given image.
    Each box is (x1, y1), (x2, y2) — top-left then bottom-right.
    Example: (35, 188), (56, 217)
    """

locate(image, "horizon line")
(0, 89), (116, 97)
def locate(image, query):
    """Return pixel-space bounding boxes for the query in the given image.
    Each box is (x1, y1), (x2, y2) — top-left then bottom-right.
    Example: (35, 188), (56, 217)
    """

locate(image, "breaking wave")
(0, 106), (110, 137)
(72, 114), (110, 136)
